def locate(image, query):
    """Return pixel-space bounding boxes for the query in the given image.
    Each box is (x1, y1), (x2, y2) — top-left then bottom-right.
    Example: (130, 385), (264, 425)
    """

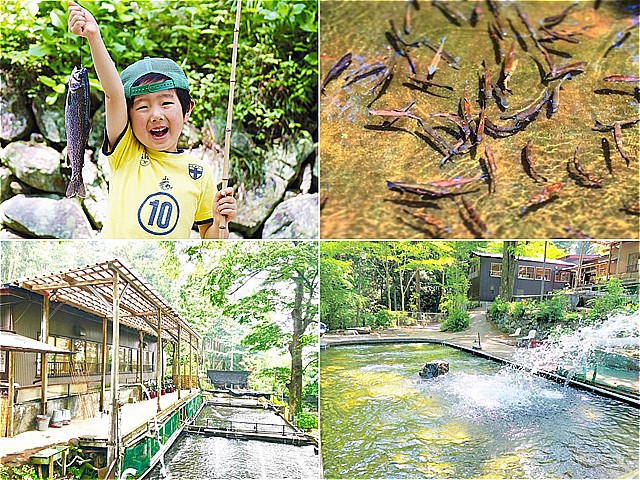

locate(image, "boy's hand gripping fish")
(65, 66), (91, 198)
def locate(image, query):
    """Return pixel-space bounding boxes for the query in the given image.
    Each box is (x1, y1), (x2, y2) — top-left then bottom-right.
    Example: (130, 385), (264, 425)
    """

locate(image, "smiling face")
(129, 89), (192, 152)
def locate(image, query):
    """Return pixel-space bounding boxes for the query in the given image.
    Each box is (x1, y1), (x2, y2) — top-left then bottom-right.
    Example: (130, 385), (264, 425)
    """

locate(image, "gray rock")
(0, 76), (35, 142)
(232, 131), (314, 237)
(88, 103), (105, 154)
(79, 160), (108, 229)
(0, 194), (94, 238)
(263, 193), (319, 239)
(0, 166), (14, 203)
(31, 91), (66, 144)
(1, 141), (66, 194)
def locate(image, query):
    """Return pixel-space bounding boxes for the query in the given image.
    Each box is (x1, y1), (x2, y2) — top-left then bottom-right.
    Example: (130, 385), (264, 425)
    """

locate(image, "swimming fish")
(321, 52), (352, 94)
(520, 181), (566, 215)
(65, 66), (90, 198)
(460, 196), (489, 237)
(568, 146), (602, 187)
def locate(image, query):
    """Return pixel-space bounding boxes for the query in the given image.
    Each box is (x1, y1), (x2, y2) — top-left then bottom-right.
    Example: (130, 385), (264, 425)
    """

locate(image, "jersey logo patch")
(140, 151), (150, 166)
(189, 163), (203, 180)
(159, 176), (172, 191)
(137, 192), (180, 236)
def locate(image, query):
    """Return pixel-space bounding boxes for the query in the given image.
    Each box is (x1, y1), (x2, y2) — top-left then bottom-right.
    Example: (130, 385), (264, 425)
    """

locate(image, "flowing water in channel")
(320, 0), (640, 239)
(320, 343), (640, 479)
(147, 405), (319, 479)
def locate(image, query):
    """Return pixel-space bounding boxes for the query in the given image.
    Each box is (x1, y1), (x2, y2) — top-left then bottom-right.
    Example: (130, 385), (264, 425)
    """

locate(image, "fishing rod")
(220, 0), (242, 239)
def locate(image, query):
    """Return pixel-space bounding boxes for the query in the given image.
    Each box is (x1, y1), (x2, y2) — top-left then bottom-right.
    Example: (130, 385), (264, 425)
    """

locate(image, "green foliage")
(532, 294), (568, 323)
(586, 278), (637, 324)
(241, 320), (289, 351)
(0, 0), (317, 186)
(370, 309), (402, 328)
(441, 310), (470, 332)
(0, 465), (38, 480)
(509, 301), (526, 320)
(293, 410), (317, 431)
(487, 297), (509, 321)
(319, 256), (356, 330)
(439, 263), (469, 315)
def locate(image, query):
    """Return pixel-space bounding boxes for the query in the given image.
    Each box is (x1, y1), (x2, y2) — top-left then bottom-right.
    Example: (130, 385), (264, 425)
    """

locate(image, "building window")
(555, 271), (570, 282)
(86, 342), (100, 374)
(628, 253), (639, 273)
(534, 267), (551, 281)
(518, 266), (535, 279)
(469, 259), (479, 279)
(490, 263), (502, 277)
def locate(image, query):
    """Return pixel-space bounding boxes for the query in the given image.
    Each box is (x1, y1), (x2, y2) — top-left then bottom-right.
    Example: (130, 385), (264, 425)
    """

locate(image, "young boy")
(68, 1), (237, 239)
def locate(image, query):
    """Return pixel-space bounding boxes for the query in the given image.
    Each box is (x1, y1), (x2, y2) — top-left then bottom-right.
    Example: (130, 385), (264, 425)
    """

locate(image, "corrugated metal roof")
(15, 259), (201, 345)
(0, 331), (71, 353)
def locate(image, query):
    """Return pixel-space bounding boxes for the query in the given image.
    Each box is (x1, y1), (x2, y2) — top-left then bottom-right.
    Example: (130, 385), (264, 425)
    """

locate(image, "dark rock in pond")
(419, 360), (449, 379)
(0, 194), (94, 238)
(0, 76), (35, 142)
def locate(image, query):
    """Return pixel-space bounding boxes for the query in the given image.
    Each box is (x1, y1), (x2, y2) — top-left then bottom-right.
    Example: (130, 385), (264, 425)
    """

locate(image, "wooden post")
(138, 331), (143, 386)
(108, 270), (121, 472)
(156, 309), (162, 413)
(100, 317), (107, 412)
(7, 351), (14, 437)
(40, 291), (50, 415)
(189, 332), (193, 392)
(177, 325), (181, 400)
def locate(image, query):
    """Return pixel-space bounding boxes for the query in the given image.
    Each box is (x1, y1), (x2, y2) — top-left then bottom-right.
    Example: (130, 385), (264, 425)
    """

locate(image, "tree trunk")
(499, 241), (517, 302)
(288, 275), (304, 416)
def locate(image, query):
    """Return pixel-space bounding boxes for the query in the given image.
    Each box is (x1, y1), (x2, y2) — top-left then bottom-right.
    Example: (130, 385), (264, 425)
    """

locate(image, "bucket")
(62, 409), (71, 425)
(50, 410), (63, 428)
(36, 415), (50, 431)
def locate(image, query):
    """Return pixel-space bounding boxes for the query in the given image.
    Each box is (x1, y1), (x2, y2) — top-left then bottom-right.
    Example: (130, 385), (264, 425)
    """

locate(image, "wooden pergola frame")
(14, 259), (202, 466)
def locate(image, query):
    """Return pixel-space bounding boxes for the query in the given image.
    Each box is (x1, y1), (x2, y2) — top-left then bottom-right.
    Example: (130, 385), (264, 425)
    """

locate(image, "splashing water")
(511, 311), (640, 384)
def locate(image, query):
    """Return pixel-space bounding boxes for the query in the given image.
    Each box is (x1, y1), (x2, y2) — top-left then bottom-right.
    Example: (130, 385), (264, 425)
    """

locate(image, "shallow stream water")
(320, 343), (640, 479)
(320, 0), (639, 238)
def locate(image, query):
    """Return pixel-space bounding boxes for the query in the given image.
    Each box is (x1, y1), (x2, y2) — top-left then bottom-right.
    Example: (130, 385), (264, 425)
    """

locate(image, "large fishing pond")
(320, 343), (640, 479)
(320, 0), (639, 239)
(147, 404), (319, 479)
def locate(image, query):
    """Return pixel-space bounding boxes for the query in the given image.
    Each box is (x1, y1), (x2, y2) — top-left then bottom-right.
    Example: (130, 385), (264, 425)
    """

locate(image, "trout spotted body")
(65, 66), (91, 198)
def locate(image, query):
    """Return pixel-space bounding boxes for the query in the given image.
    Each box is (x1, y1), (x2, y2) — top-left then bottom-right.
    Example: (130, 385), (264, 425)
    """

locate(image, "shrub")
(294, 411), (317, 431)
(509, 301), (526, 320)
(441, 310), (470, 332)
(586, 279), (637, 324)
(487, 297), (509, 321)
(534, 294), (567, 323)
(370, 309), (405, 328)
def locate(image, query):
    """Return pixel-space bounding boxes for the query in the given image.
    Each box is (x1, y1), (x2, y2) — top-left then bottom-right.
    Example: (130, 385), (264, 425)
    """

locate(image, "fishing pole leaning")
(220, 0), (242, 239)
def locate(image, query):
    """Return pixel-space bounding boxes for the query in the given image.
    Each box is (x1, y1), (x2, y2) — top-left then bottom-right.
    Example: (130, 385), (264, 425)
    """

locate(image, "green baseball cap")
(121, 56), (190, 99)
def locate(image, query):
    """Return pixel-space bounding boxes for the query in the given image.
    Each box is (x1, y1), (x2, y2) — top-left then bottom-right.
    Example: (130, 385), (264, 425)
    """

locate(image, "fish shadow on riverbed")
(398, 217), (447, 238)
(566, 165), (603, 189)
(363, 124), (414, 135)
(519, 197), (560, 217)
(520, 148), (547, 182)
(402, 82), (451, 99)
(384, 197), (442, 209)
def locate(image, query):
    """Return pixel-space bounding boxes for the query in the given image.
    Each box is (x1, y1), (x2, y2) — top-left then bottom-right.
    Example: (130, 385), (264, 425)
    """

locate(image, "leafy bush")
(0, 0), (317, 186)
(487, 297), (509, 321)
(509, 301), (526, 320)
(0, 465), (38, 480)
(533, 294), (567, 323)
(369, 309), (402, 328)
(586, 279), (637, 324)
(294, 411), (317, 431)
(440, 310), (470, 332)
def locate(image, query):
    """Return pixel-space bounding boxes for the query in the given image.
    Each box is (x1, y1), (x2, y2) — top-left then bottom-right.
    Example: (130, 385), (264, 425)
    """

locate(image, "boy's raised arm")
(68, 0), (127, 149)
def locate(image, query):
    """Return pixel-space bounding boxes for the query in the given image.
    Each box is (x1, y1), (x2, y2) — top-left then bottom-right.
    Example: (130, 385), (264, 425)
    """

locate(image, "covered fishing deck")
(0, 389), (199, 460)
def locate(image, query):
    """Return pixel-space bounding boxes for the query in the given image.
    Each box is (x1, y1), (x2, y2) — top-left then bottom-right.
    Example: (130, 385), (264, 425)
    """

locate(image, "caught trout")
(65, 66), (90, 198)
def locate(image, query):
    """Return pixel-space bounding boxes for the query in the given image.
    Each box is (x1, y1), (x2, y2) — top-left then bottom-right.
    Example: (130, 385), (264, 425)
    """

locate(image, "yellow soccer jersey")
(100, 124), (216, 239)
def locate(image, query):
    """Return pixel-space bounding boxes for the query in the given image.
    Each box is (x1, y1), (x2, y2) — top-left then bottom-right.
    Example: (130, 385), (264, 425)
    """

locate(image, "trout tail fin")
(66, 175), (87, 198)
